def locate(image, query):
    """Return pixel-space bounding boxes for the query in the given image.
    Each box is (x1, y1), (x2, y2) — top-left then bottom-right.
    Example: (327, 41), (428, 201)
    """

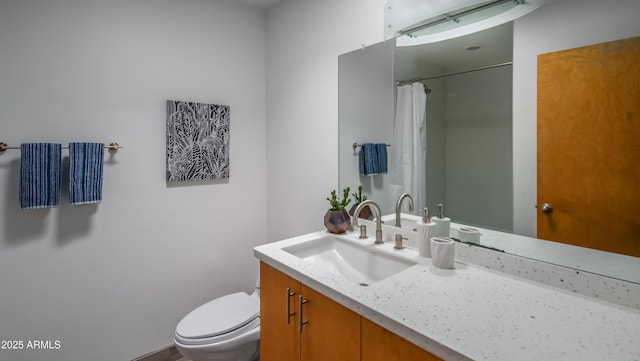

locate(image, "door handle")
(285, 287), (296, 324)
(541, 203), (554, 214)
(298, 295), (308, 334)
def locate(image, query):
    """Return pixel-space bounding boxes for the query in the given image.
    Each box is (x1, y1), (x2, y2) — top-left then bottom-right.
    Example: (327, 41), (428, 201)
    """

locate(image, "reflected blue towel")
(69, 142), (104, 205)
(20, 143), (62, 210)
(359, 143), (388, 176)
(376, 143), (388, 174)
(359, 143), (378, 175)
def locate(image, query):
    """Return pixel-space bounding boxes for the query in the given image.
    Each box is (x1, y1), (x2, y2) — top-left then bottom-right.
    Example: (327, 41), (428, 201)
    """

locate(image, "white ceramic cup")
(431, 237), (455, 269)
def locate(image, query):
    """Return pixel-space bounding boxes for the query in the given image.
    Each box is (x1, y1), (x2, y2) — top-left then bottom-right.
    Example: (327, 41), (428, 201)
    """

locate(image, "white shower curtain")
(389, 82), (427, 213)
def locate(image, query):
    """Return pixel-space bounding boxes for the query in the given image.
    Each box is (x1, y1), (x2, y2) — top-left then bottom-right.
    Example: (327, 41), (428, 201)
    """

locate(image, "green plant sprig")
(352, 185), (367, 204)
(326, 187), (351, 211)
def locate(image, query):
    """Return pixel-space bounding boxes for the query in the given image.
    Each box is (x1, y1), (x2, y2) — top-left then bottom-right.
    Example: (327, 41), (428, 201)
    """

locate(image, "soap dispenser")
(416, 207), (436, 257)
(431, 203), (451, 237)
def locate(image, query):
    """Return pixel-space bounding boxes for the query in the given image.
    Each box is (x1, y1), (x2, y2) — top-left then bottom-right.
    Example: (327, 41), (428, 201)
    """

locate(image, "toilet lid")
(176, 292), (259, 340)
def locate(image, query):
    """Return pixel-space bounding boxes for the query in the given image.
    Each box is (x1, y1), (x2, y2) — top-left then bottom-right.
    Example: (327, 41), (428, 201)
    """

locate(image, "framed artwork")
(166, 100), (230, 182)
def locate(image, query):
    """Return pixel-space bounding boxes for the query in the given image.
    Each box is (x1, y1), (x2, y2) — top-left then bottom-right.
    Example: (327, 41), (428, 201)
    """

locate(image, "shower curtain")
(389, 82), (427, 213)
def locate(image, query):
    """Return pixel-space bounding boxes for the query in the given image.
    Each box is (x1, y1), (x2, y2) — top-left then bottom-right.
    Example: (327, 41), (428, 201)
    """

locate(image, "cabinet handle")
(285, 287), (296, 324)
(298, 294), (308, 334)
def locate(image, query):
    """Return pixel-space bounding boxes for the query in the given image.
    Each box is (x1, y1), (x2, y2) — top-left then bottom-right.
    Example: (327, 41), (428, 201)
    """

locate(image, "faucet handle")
(394, 234), (408, 250)
(359, 225), (368, 239)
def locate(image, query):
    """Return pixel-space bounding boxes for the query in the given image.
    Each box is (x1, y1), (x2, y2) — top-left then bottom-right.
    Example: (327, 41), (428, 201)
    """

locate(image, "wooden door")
(260, 262), (300, 361)
(299, 284), (360, 361)
(537, 36), (640, 256)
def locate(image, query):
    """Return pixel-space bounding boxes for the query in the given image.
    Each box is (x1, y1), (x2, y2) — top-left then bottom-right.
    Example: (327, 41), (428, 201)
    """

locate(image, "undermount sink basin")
(282, 235), (416, 285)
(380, 213), (421, 231)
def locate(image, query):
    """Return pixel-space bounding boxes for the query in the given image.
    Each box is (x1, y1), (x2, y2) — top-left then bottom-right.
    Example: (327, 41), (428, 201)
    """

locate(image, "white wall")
(0, 1), (266, 360)
(512, 0), (640, 236)
(265, 0), (387, 242)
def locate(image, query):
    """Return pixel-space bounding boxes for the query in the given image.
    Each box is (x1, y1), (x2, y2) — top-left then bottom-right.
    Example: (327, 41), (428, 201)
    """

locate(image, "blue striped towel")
(20, 143), (62, 210)
(376, 143), (388, 174)
(69, 142), (104, 205)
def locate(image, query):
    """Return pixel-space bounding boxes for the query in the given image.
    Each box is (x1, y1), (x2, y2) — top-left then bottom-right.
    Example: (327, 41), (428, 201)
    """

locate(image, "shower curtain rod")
(396, 61), (513, 86)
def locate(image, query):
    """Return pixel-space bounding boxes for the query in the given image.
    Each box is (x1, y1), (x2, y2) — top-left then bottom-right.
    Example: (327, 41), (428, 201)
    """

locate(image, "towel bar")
(0, 142), (122, 154)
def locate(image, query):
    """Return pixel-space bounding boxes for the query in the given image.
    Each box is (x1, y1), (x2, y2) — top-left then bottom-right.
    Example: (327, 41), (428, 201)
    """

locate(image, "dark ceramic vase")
(349, 203), (373, 220)
(324, 209), (351, 234)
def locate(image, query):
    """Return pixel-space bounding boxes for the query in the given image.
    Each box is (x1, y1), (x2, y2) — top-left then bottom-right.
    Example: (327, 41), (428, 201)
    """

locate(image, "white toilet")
(174, 285), (260, 361)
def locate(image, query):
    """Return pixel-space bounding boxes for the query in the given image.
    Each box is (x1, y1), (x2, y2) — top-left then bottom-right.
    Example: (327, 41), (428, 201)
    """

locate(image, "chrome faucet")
(353, 200), (383, 244)
(395, 193), (414, 227)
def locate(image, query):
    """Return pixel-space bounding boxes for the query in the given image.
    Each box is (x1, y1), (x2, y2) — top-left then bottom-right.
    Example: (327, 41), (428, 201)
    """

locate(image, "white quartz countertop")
(254, 230), (640, 361)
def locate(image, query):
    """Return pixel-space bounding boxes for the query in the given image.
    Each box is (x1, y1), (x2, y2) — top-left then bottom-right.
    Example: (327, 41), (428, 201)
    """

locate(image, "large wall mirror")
(340, 23), (513, 230)
(338, 20), (640, 283)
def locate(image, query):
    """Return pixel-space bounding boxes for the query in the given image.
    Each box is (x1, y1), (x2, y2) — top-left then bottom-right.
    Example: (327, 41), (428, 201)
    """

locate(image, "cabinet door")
(300, 284), (360, 361)
(260, 262), (301, 361)
(362, 318), (442, 361)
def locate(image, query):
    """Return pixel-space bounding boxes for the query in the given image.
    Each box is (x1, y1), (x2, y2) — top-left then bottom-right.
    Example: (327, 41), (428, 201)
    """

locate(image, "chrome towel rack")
(0, 142), (123, 155)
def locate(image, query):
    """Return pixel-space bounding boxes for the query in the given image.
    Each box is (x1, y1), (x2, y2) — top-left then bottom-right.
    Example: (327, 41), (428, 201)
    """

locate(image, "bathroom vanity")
(259, 261), (440, 361)
(254, 230), (640, 361)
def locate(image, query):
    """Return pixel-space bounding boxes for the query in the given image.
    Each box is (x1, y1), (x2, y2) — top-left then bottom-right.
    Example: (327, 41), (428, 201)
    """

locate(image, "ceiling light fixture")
(385, 0), (564, 46)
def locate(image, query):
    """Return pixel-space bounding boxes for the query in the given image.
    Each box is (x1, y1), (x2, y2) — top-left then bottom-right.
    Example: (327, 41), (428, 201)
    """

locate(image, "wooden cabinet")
(299, 284), (360, 361)
(260, 262), (360, 361)
(260, 262), (300, 360)
(260, 261), (440, 361)
(361, 318), (442, 361)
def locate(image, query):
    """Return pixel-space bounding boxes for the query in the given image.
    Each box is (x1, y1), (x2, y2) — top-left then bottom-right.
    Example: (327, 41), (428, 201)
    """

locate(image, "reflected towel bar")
(0, 142), (123, 154)
(353, 142), (391, 151)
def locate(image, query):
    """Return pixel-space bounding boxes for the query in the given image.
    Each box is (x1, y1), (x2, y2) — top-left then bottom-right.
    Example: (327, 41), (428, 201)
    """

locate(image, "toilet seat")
(175, 292), (260, 346)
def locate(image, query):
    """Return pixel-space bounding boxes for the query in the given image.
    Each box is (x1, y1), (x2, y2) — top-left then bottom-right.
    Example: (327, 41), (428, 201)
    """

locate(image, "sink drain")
(359, 282), (369, 287)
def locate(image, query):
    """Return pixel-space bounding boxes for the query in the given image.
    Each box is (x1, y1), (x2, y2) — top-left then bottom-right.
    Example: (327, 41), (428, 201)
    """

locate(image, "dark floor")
(132, 345), (187, 361)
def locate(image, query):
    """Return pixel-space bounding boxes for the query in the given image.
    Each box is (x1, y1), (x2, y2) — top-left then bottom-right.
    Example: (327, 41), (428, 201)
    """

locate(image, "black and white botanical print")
(166, 100), (230, 181)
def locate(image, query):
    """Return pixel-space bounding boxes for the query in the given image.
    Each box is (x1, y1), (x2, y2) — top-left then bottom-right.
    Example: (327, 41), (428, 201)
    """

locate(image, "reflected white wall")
(445, 66), (513, 232)
(338, 41), (395, 214)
